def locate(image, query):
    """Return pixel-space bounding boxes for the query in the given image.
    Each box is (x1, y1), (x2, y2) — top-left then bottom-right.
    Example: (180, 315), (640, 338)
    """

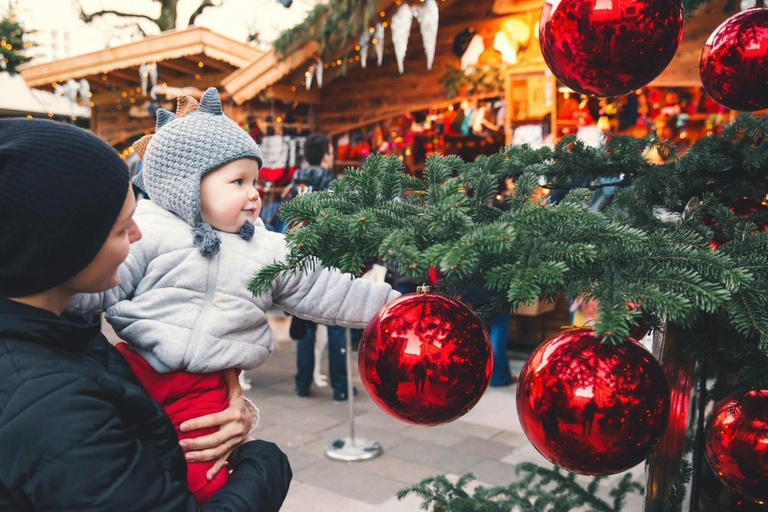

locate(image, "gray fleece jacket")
(68, 199), (400, 373)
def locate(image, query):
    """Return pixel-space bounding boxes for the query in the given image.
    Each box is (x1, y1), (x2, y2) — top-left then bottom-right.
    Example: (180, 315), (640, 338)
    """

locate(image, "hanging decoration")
(413, 0), (439, 70)
(305, 64), (314, 90)
(359, 291), (492, 426)
(452, 27), (476, 58)
(64, 79), (79, 104)
(538, 0), (684, 97)
(705, 389), (768, 503)
(359, 30), (371, 69)
(316, 59), (323, 88)
(699, 8), (768, 112)
(78, 79), (91, 108)
(139, 62), (158, 96)
(374, 22), (385, 66)
(516, 328), (671, 475)
(390, 3), (413, 74)
(461, 34), (485, 70)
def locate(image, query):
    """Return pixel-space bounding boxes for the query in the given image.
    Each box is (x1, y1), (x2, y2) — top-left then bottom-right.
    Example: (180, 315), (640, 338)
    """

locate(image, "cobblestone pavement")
(247, 315), (645, 511)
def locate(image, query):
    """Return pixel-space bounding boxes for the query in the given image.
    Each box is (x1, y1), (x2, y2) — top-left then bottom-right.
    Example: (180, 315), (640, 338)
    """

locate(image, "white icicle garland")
(390, 4), (413, 74)
(414, 0), (439, 70)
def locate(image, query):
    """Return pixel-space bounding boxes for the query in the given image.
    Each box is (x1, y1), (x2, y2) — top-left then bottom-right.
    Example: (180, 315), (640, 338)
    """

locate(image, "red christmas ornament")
(539, 0), (683, 97)
(705, 389), (768, 503)
(700, 9), (768, 112)
(359, 292), (492, 426)
(516, 328), (670, 475)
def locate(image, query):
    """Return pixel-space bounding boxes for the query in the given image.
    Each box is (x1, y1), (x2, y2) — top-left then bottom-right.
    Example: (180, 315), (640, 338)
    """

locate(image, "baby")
(68, 88), (399, 503)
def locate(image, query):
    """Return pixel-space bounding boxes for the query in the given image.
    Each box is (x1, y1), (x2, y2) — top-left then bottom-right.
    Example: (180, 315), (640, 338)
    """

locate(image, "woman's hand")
(178, 369), (253, 480)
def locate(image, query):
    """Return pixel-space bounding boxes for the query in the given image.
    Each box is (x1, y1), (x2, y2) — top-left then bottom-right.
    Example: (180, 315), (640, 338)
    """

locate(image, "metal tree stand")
(325, 328), (383, 461)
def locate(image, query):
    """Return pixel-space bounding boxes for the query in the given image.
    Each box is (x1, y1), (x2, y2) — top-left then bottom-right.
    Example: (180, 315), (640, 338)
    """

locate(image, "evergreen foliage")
(250, 114), (768, 389)
(396, 466), (644, 511)
(272, 0), (376, 60)
(0, 12), (33, 74)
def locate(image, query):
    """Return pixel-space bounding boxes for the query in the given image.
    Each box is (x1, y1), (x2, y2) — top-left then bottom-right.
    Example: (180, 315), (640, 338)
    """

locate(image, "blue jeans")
(489, 313), (514, 386)
(295, 322), (348, 396)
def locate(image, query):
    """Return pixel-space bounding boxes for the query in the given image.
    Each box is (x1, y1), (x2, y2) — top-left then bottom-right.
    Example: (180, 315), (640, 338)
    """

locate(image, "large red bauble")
(516, 328), (670, 474)
(539, 0), (683, 97)
(700, 9), (768, 112)
(359, 292), (492, 426)
(705, 389), (768, 502)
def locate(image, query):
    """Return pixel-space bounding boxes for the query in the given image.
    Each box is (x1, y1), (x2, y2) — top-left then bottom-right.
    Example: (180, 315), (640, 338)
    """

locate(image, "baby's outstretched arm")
(272, 262), (401, 328)
(66, 246), (147, 315)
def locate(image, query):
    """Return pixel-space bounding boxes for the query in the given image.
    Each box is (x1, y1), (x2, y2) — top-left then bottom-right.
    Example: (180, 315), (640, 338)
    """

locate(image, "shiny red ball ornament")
(700, 9), (768, 112)
(516, 328), (670, 474)
(359, 292), (492, 426)
(539, 0), (683, 97)
(705, 389), (768, 503)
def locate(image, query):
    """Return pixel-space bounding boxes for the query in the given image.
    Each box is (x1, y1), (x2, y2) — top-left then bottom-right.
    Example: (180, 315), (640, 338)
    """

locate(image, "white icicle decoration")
(414, 0), (439, 70)
(374, 23), (385, 66)
(390, 4), (413, 74)
(359, 31), (370, 69)
(316, 59), (323, 88)
(306, 65), (314, 90)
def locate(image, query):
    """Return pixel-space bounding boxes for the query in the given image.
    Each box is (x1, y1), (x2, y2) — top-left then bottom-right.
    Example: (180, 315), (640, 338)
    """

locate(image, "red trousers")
(116, 343), (229, 504)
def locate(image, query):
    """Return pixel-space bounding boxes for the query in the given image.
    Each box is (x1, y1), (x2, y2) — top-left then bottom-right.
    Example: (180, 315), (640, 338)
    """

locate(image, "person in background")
(287, 133), (362, 401)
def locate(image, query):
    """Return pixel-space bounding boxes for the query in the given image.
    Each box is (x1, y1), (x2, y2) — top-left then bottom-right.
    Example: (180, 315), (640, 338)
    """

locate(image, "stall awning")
(0, 72), (90, 118)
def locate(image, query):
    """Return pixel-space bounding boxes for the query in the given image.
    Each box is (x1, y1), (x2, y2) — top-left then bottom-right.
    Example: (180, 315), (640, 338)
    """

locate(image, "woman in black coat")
(0, 119), (291, 511)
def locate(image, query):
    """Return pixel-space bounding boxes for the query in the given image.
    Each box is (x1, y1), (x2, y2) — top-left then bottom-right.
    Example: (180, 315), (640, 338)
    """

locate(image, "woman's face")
(63, 185), (142, 294)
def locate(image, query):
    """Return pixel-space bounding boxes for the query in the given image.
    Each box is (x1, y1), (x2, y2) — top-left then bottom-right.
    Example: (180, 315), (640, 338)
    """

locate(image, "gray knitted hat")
(132, 87), (262, 256)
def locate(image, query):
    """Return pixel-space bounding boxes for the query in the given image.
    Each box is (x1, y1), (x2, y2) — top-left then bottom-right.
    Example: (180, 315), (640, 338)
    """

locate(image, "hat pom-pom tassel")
(192, 223), (221, 256)
(238, 221), (255, 241)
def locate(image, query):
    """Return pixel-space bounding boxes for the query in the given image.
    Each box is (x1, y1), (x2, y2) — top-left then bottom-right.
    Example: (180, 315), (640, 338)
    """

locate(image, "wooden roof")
(20, 27), (261, 106)
(222, 0), (397, 105)
(650, 0), (733, 87)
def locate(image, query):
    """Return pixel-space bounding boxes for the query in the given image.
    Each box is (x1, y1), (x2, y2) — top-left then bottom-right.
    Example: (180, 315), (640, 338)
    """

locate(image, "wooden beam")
(159, 57), (202, 75)
(196, 54), (235, 73)
(492, 0), (545, 15)
(229, 42), (319, 105)
(320, 92), (501, 135)
(20, 27), (260, 87)
(222, 0), (396, 104)
(263, 84), (320, 105)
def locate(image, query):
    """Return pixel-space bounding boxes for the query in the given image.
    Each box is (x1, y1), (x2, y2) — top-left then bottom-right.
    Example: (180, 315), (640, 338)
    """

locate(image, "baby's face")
(199, 158), (261, 233)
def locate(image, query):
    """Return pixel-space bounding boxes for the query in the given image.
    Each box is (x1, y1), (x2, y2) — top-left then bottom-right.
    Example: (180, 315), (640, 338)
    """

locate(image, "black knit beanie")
(0, 119), (129, 297)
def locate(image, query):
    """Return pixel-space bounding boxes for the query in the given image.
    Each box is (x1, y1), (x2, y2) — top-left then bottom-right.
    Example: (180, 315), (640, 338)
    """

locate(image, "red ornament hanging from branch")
(705, 389), (768, 503)
(358, 291), (492, 426)
(699, 8), (768, 112)
(539, 0), (684, 97)
(516, 328), (671, 475)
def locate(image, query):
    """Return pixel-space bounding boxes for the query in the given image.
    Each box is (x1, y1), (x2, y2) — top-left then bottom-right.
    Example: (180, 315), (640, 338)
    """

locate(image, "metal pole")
(325, 327), (383, 461)
(347, 327), (356, 446)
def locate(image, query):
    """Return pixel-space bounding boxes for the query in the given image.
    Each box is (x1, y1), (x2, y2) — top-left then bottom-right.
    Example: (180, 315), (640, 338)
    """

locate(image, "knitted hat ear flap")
(132, 172), (146, 192)
(192, 222), (221, 256)
(238, 220), (255, 241)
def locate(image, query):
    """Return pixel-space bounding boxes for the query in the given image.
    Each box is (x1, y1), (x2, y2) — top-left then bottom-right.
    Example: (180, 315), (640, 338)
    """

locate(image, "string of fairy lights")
(272, 0), (447, 122)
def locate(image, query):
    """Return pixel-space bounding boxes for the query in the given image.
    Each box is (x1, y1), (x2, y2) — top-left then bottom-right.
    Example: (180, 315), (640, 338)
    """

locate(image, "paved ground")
(245, 315), (646, 511)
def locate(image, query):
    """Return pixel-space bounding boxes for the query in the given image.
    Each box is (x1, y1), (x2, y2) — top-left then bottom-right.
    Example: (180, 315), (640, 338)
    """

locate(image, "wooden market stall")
(20, 27), (261, 148)
(223, 0), (548, 174)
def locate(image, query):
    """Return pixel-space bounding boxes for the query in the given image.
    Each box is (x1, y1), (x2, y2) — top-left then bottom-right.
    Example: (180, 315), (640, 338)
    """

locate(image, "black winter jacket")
(0, 298), (291, 511)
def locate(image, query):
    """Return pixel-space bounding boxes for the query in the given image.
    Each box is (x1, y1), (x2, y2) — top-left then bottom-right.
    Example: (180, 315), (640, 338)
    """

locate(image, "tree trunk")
(157, 0), (179, 31)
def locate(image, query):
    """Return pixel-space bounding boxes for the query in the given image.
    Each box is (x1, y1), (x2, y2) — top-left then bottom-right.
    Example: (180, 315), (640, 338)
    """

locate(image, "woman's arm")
(179, 369), (259, 481)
